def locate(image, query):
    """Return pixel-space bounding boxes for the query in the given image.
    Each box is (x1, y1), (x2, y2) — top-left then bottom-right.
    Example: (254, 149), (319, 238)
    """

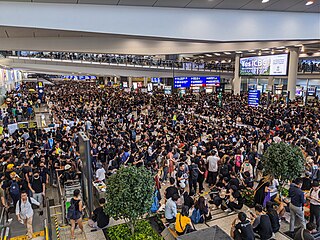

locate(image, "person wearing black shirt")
(165, 177), (179, 200)
(266, 201), (280, 233)
(89, 198), (109, 231)
(28, 170), (45, 216)
(231, 212), (255, 240)
(251, 204), (273, 240)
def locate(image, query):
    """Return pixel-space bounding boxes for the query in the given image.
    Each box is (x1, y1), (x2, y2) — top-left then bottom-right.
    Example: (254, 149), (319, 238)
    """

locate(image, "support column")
(233, 54), (241, 95)
(287, 47), (299, 100)
(128, 77), (133, 88)
(267, 76), (274, 92)
(144, 77), (148, 87)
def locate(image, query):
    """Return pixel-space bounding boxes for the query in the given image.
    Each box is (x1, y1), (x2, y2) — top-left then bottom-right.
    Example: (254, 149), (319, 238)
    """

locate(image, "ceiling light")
(262, 0), (270, 3)
(285, 49), (289, 53)
(248, 50), (256, 52)
(277, 46), (286, 49)
(306, 1), (314, 5)
(205, 54), (213, 57)
(235, 51), (243, 54)
(224, 52), (231, 55)
(258, 51), (262, 56)
(301, 45), (305, 52)
(262, 48), (270, 51)
(214, 53), (221, 56)
(271, 49), (275, 54)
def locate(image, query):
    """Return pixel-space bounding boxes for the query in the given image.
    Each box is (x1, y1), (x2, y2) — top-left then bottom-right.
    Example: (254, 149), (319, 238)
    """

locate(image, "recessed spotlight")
(262, 0), (270, 3)
(306, 1), (314, 5)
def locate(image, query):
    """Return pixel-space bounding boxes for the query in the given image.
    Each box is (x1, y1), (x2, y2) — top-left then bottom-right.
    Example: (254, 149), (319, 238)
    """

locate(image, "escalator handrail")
(56, 171), (66, 225)
(0, 207), (5, 225)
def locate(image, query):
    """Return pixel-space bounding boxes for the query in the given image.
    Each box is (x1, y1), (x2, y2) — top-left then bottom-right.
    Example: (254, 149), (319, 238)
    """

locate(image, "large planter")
(106, 220), (164, 240)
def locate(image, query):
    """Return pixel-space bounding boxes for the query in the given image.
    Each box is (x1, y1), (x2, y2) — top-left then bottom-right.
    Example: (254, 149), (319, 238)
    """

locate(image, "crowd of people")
(3, 51), (235, 72)
(0, 81), (319, 239)
(298, 60), (320, 73)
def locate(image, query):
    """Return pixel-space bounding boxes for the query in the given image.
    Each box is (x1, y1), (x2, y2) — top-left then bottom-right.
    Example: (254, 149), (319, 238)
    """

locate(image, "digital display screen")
(248, 90), (261, 107)
(174, 76), (220, 88)
(240, 54), (289, 76)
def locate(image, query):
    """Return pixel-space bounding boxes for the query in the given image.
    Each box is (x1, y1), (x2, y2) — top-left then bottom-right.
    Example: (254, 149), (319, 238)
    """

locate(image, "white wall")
(0, 1), (318, 42)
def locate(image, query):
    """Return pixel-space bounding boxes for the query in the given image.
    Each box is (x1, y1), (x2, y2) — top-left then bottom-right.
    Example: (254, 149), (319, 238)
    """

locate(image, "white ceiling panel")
(78, 0), (119, 4)
(0, 28), (8, 38)
(186, 0), (223, 9)
(153, 0), (191, 8)
(119, 0), (157, 6)
(214, 0), (251, 9)
(240, 0), (278, 10)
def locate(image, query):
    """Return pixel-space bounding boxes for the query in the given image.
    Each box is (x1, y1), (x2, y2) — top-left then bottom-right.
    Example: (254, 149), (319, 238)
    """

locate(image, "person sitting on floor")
(175, 205), (195, 235)
(231, 212), (255, 240)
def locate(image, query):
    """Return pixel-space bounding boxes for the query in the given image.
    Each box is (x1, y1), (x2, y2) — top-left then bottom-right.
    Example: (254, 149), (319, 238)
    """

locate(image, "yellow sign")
(28, 121), (38, 129)
(10, 231), (44, 240)
(17, 122), (28, 129)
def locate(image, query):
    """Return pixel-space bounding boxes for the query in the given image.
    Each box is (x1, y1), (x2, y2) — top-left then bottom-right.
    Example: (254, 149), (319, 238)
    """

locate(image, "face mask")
(34, 175), (39, 179)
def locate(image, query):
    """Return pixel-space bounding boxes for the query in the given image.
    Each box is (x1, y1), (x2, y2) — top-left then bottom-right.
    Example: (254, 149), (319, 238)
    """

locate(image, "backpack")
(19, 195), (35, 212)
(191, 208), (202, 224)
(67, 199), (78, 220)
(150, 190), (160, 213)
(9, 181), (20, 196)
(190, 164), (198, 180)
(235, 155), (242, 168)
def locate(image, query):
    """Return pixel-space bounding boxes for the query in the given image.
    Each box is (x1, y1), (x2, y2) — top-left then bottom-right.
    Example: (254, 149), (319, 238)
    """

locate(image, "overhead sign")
(240, 54), (289, 76)
(248, 90), (261, 107)
(174, 76), (220, 88)
(151, 78), (161, 83)
(164, 86), (172, 94)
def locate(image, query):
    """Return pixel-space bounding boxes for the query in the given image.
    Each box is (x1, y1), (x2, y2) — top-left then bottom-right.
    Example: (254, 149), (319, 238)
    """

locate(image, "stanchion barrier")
(54, 216), (61, 240)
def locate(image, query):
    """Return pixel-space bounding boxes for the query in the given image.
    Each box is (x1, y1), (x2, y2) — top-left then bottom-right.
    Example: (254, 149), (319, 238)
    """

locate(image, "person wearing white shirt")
(16, 191), (40, 240)
(206, 150), (220, 187)
(95, 163), (106, 182)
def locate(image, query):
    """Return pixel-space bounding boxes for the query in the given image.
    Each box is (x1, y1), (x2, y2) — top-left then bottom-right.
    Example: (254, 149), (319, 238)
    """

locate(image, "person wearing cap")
(307, 181), (320, 231)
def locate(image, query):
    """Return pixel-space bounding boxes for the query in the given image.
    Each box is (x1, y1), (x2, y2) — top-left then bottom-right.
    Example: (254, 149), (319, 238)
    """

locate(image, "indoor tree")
(263, 142), (304, 193)
(104, 165), (154, 235)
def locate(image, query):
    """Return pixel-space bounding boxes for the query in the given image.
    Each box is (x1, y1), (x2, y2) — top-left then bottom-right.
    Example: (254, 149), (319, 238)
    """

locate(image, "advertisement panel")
(240, 54), (289, 76)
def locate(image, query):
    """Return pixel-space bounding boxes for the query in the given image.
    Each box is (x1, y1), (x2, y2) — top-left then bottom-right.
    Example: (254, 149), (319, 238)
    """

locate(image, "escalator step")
(10, 230), (44, 240)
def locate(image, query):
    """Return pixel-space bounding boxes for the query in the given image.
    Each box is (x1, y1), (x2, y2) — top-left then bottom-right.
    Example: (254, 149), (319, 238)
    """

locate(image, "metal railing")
(57, 171), (66, 225)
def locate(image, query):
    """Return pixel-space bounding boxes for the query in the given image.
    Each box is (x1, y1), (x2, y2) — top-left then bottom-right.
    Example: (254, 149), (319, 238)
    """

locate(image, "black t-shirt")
(165, 186), (178, 200)
(267, 209), (280, 233)
(93, 206), (109, 228)
(31, 177), (43, 193)
(253, 214), (273, 240)
(235, 220), (255, 240)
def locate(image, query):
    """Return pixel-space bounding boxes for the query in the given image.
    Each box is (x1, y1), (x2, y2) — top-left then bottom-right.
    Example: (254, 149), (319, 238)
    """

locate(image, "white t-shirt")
(96, 168), (106, 181)
(207, 155), (219, 172)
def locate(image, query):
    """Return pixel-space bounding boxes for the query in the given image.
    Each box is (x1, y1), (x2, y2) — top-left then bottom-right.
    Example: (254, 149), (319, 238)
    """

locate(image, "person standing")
(206, 150), (219, 187)
(28, 170), (45, 215)
(16, 191), (40, 240)
(308, 181), (320, 231)
(68, 189), (84, 239)
(289, 178), (306, 236)
(165, 194), (179, 223)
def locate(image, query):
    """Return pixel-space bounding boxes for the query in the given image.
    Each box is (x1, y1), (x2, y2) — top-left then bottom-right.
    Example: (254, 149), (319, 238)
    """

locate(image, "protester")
(175, 205), (194, 235)
(165, 194), (179, 223)
(231, 212), (255, 240)
(89, 198), (109, 232)
(68, 189), (84, 239)
(16, 191), (40, 240)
